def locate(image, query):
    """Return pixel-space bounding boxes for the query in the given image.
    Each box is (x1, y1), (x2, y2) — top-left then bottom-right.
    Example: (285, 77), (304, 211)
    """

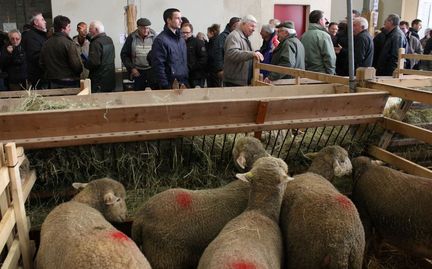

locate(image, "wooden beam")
(0, 88), (81, 99)
(379, 117), (432, 144)
(365, 81), (432, 104)
(368, 145), (432, 179)
(256, 63), (350, 85)
(0, 92), (388, 142)
(2, 239), (21, 269)
(399, 69), (432, 77)
(374, 77), (432, 88)
(400, 53), (432, 61)
(11, 114), (381, 149)
(22, 170), (36, 202)
(0, 207), (16, 251)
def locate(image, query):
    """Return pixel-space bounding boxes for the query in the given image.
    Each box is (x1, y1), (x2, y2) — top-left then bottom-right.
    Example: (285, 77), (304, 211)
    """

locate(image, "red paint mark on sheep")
(110, 231), (130, 241)
(175, 192), (192, 209)
(230, 261), (257, 269)
(336, 195), (353, 210)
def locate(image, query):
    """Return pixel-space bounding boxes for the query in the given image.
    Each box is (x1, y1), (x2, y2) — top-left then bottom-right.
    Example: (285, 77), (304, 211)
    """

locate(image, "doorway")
(274, 4), (309, 38)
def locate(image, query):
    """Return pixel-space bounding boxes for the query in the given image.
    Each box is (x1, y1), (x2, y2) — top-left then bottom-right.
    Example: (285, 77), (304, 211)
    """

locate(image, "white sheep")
(35, 178), (151, 269)
(197, 156), (292, 269)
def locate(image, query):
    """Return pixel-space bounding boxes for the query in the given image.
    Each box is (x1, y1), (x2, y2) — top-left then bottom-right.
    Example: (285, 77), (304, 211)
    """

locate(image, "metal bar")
(314, 127), (326, 152)
(265, 131), (272, 150)
(220, 134), (227, 162)
(365, 123), (377, 144)
(294, 128), (309, 158)
(277, 130), (290, 158)
(284, 132), (297, 162)
(332, 126), (344, 145)
(339, 125), (352, 145)
(347, 0), (356, 92)
(230, 133), (238, 158)
(210, 135), (216, 156)
(187, 136), (195, 166)
(324, 126), (336, 147)
(201, 135), (206, 151)
(270, 130), (281, 155)
(306, 127), (318, 152)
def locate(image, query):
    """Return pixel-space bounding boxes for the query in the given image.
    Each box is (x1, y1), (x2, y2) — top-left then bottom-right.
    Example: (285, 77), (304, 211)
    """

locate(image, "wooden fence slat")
(0, 167), (9, 195)
(399, 69), (432, 77)
(368, 145), (432, 179)
(380, 117), (432, 144)
(365, 81), (432, 104)
(22, 170), (36, 202)
(5, 143), (32, 269)
(1, 239), (21, 269)
(0, 208), (16, 251)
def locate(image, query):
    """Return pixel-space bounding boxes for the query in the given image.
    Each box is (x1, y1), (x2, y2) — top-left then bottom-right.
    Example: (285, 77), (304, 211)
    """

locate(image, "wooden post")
(252, 58), (260, 86)
(356, 67), (376, 87)
(5, 143), (32, 269)
(254, 101), (269, 139)
(79, 79), (91, 95)
(393, 48), (405, 78)
(126, 4), (137, 34)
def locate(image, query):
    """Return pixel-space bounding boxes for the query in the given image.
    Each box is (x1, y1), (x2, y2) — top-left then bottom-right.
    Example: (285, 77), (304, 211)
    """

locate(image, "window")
(418, 0), (432, 38)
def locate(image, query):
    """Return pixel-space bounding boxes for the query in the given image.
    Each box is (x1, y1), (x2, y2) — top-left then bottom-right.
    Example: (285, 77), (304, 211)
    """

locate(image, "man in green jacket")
(301, 10), (336, 74)
(265, 21), (305, 82)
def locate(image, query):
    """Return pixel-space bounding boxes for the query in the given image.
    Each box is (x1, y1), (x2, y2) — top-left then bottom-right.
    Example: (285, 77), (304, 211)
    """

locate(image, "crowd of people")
(0, 8), (431, 91)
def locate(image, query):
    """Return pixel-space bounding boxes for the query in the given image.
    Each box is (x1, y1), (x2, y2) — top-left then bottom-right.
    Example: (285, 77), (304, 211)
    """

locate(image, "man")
(399, 20), (422, 69)
(121, 18), (156, 90)
(0, 30), (27, 90)
(151, 8), (188, 89)
(223, 15), (263, 87)
(264, 21), (305, 83)
(375, 14), (407, 76)
(180, 22), (207, 88)
(328, 22), (339, 46)
(213, 17), (240, 84)
(301, 10), (336, 74)
(40, 15), (82, 89)
(73, 22), (90, 78)
(409, 19), (422, 40)
(259, 24), (278, 77)
(85, 20), (116, 92)
(353, 17), (374, 69)
(21, 12), (47, 88)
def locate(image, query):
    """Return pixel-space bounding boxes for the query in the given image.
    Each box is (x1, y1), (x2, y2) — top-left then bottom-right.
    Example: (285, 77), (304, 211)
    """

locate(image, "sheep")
(351, 156), (432, 259)
(197, 156), (292, 269)
(131, 136), (267, 269)
(281, 146), (365, 269)
(35, 178), (151, 269)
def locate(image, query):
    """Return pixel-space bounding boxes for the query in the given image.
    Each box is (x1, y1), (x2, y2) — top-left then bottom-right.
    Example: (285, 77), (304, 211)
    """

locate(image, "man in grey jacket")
(301, 10), (336, 74)
(223, 15), (263, 87)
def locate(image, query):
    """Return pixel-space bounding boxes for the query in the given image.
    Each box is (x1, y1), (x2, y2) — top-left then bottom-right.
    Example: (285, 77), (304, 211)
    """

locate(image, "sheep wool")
(352, 156), (432, 259)
(36, 178), (151, 269)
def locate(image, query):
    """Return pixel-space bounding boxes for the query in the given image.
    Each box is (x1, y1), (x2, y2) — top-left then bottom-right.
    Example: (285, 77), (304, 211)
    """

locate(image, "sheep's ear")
(371, 160), (384, 166)
(284, 176), (294, 183)
(72, 182), (88, 190)
(305, 152), (319, 160)
(236, 172), (253, 182)
(104, 192), (121, 205)
(235, 153), (247, 169)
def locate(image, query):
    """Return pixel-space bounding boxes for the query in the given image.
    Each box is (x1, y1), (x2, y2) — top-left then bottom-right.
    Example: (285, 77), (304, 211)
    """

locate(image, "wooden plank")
(0, 88), (80, 99)
(22, 170), (36, 202)
(79, 79), (91, 94)
(400, 69), (432, 77)
(400, 53), (432, 61)
(272, 78), (324, 85)
(0, 92), (388, 142)
(5, 143), (32, 269)
(254, 101), (269, 139)
(254, 81), (271, 86)
(256, 63), (350, 85)
(374, 77), (432, 88)
(0, 167), (10, 195)
(0, 207), (16, 251)
(365, 81), (432, 104)
(12, 114), (381, 149)
(380, 117), (432, 144)
(368, 145), (432, 179)
(1, 239), (21, 269)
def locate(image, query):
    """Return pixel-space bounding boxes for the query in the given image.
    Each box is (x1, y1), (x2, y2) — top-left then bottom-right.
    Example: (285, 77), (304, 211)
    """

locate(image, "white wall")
(330, 0), (363, 23)
(52, 0), (331, 68)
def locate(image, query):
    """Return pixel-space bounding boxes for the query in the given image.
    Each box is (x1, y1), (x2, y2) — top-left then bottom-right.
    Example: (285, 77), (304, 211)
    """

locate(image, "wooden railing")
(394, 48), (432, 78)
(0, 143), (36, 269)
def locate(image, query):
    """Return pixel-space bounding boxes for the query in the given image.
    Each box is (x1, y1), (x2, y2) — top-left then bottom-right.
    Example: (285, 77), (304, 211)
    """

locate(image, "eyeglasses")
(181, 31), (191, 35)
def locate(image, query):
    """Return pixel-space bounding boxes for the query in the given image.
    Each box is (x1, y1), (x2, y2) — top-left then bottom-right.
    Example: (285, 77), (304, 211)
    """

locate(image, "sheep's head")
(236, 157), (293, 188)
(72, 178), (127, 222)
(307, 145), (352, 181)
(232, 136), (268, 172)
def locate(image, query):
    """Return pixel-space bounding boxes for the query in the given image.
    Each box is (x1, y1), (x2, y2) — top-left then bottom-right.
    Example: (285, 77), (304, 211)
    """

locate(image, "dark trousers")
(133, 68), (156, 90)
(49, 79), (80, 89)
(223, 81), (242, 87)
(189, 78), (205, 88)
(207, 72), (222, 88)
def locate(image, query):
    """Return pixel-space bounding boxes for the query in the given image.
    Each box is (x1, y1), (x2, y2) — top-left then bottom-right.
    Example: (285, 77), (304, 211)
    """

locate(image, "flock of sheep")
(34, 136), (432, 269)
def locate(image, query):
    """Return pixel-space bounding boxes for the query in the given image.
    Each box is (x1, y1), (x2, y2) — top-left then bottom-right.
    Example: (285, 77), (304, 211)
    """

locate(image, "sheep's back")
(198, 210), (283, 269)
(281, 173), (364, 268)
(352, 164), (432, 254)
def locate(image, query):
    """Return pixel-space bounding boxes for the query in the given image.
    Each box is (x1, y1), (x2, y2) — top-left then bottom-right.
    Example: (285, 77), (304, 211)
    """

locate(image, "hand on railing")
(254, 51), (264, 62)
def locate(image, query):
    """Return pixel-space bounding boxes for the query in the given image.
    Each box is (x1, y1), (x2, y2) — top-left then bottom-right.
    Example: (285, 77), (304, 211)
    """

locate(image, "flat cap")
(137, 18), (151, 27)
(276, 21), (295, 29)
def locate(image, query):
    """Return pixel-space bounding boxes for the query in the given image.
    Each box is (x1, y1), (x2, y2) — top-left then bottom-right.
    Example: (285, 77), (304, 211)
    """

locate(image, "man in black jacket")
(85, 20), (116, 92)
(374, 14), (407, 76)
(0, 30), (27, 90)
(40, 15), (82, 89)
(353, 17), (374, 69)
(151, 8), (188, 89)
(21, 12), (47, 88)
(181, 22), (207, 88)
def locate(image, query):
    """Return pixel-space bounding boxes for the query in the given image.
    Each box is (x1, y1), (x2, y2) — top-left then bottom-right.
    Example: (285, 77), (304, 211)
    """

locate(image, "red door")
(274, 5), (308, 38)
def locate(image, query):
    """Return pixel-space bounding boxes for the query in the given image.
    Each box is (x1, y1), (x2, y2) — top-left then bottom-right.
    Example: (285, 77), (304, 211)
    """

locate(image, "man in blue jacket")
(151, 8), (188, 89)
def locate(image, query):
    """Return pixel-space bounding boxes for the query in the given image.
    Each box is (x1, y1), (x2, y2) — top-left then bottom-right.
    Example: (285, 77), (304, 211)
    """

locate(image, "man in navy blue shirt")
(151, 8), (188, 89)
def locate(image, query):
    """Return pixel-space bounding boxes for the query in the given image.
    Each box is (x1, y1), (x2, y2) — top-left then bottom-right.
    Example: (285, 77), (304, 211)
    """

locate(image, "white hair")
(354, 17), (368, 30)
(8, 29), (21, 38)
(241, 15), (257, 24)
(90, 20), (105, 33)
(279, 27), (296, 35)
(261, 24), (274, 34)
